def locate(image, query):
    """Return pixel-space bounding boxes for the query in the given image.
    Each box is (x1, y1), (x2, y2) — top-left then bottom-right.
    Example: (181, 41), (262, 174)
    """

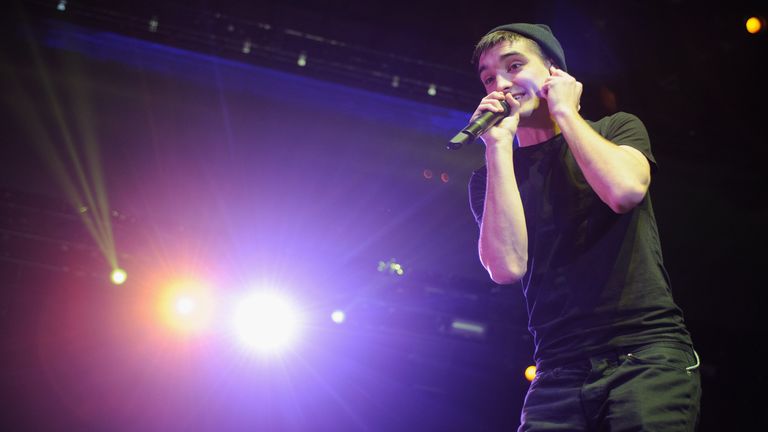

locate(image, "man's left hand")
(541, 66), (582, 117)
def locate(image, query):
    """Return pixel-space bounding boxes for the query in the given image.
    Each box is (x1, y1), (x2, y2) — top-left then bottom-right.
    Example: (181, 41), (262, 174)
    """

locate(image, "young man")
(467, 23), (701, 431)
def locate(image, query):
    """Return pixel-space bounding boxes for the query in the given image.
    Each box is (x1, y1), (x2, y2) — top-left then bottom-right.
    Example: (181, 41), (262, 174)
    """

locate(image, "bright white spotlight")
(175, 296), (196, 316)
(110, 268), (127, 285)
(242, 39), (252, 54)
(233, 292), (302, 355)
(297, 52), (307, 67)
(149, 16), (159, 33)
(331, 309), (345, 324)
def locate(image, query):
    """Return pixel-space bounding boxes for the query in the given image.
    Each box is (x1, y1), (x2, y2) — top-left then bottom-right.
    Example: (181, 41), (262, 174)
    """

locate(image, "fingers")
(483, 91), (508, 112)
(549, 65), (571, 77)
(471, 91), (513, 121)
(503, 92), (520, 109)
(545, 66), (576, 85)
(541, 68), (582, 98)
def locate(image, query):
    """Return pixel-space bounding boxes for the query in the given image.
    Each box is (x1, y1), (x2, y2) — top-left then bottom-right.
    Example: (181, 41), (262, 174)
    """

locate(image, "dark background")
(1, 0), (766, 430)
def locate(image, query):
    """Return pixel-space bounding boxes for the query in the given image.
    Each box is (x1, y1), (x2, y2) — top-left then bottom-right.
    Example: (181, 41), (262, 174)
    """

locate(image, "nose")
(494, 73), (513, 93)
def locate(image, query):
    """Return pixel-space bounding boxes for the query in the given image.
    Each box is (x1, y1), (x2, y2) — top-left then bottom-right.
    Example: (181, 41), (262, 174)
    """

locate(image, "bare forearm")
(479, 144), (528, 284)
(553, 109), (650, 213)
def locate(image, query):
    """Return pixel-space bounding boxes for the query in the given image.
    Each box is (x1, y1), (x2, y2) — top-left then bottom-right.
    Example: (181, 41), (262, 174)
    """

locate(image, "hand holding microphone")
(448, 91), (520, 149)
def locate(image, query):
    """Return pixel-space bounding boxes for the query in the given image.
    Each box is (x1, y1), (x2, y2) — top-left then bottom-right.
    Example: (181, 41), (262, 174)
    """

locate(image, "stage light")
(525, 365), (537, 382)
(242, 39), (252, 54)
(440, 172), (449, 183)
(394, 264), (403, 275)
(378, 258), (404, 276)
(156, 278), (215, 335)
(297, 52), (307, 67)
(149, 16), (159, 33)
(423, 169), (434, 180)
(391, 75), (400, 88)
(57, 0), (66, 12)
(233, 291), (302, 355)
(110, 268), (127, 285)
(449, 319), (486, 339)
(331, 309), (346, 324)
(427, 84), (437, 96)
(175, 296), (196, 315)
(746, 17), (764, 34)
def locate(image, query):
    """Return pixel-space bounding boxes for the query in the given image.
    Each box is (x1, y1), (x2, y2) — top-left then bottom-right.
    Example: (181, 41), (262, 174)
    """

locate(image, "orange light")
(525, 365), (537, 382)
(156, 278), (215, 335)
(746, 17), (763, 34)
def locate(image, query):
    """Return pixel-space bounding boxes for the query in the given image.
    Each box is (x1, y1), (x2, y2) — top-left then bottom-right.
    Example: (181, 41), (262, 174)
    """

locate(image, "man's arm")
(474, 92), (528, 284)
(543, 67), (651, 214)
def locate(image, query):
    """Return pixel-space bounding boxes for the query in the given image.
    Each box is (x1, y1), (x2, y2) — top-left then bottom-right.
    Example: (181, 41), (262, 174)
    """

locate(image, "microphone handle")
(447, 101), (510, 150)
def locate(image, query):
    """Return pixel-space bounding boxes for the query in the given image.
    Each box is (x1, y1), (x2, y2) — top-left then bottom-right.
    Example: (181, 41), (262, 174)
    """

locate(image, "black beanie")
(485, 23), (567, 72)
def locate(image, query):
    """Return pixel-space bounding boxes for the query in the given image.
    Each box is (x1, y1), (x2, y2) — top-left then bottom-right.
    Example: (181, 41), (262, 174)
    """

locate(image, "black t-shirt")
(468, 112), (692, 366)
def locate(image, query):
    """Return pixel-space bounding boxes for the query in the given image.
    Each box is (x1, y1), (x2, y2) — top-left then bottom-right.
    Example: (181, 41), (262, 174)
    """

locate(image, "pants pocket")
(625, 344), (699, 373)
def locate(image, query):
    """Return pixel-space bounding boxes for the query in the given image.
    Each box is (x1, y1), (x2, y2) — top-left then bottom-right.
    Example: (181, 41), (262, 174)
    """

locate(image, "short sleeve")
(602, 112), (657, 172)
(468, 166), (488, 227)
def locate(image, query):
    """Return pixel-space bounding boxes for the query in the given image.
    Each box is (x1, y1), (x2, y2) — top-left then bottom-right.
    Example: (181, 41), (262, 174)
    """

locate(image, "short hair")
(472, 31), (548, 67)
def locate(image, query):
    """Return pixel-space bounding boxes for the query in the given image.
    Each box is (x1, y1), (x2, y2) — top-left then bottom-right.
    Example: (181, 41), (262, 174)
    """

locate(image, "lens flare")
(110, 268), (127, 285)
(233, 291), (302, 355)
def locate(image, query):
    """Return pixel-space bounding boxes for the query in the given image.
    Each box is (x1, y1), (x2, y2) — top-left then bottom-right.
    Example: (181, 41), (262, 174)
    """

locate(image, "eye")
(507, 62), (523, 72)
(482, 76), (495, 86)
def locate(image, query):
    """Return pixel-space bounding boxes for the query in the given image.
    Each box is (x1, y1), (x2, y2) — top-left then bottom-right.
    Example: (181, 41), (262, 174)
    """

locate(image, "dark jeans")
(520, 342), (701, 431)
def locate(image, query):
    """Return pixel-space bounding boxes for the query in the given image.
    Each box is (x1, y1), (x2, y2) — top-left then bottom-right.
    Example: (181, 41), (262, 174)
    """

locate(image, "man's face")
(477, 40), (552, 120)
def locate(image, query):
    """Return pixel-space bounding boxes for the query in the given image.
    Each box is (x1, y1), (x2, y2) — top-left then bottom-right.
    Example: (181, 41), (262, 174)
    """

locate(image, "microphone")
(447, 100), (510, 150)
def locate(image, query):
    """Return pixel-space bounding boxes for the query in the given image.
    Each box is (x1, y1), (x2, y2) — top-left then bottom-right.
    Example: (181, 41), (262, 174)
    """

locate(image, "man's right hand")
(470, 91), (520, 147)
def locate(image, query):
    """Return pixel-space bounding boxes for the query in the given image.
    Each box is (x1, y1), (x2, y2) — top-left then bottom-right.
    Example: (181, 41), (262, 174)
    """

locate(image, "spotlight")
(56, 0), (66, 12)
(110, 268), (127, 285)
(157, 279), (214, 335)
(242, 39), (252, 54)
(525, 365), (537, 382)
(233, 291), (302, 355)
(297, 52), (307, 67)
(377, 258), (404, 276)
(149, 16), (159, 33)
(175, 296), (196, 315)
(746, 17), (764, 34)
(331, 309), (346, 324)
(427, 83), (437, 96)
(449, 318), (486, 339)
(391, 75), (400, 88)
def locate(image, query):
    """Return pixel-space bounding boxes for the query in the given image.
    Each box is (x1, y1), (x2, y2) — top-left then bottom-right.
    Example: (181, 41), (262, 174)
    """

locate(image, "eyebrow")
(477, 51), (525, 75)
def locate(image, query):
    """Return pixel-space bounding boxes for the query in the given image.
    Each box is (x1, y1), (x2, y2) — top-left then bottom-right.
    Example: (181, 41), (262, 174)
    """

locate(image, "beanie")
(485, 23), (567, 72)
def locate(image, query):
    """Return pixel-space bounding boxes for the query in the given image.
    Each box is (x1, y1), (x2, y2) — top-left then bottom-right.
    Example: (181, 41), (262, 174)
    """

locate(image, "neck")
(516, 107), (560, 147)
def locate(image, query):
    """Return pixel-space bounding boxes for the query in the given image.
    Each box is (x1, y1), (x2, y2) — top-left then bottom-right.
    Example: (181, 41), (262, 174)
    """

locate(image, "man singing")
(467, 23), (701, 431)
